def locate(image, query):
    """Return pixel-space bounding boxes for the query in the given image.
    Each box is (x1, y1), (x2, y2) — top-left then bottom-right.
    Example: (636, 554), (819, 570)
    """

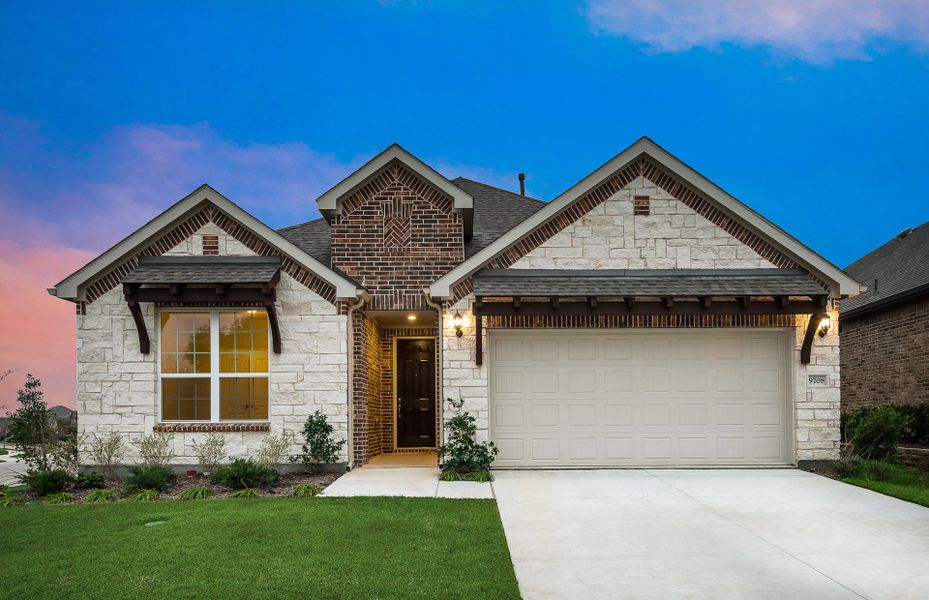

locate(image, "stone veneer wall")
(442, 295), (841, 462)
(840, 295), (929, 412)
(76, 223), (349, 466)
(510, 175), (774, 270)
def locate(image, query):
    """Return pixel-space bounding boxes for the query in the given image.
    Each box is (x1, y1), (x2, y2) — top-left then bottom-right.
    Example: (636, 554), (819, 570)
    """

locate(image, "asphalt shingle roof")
(122, 256), (281, 285)
(277, 218), (332, 266)
(473, 269), (828, 298)
(841, 221), (929, 317)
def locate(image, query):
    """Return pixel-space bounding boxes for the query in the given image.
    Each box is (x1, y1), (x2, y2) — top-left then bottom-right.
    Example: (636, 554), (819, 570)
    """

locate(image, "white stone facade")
(511, 176), (775, 270)
(76, 223), (349, 466)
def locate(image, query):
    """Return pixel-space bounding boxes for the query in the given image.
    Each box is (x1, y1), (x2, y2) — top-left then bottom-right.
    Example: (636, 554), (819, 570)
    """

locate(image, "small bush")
(0, 495), (25, 507)
(256, 432), (292, 467)
(210, 458), (279, 490)
(191, 433), (227, 474)
(85, 488), (113, 503)
(77, 471), (107, 489)
(133, 433), (175, 468)
(844, 406), (906, 460)
(866, 460), (894, 482)
(88, 432), (127, 480)
(230, 487), (258, 499)
(23, 469), (74, 496)
(178, 486), (212, 501)
(44, 491), (74, 505)
(439, 470), (461, 482)
(293, 483), (320, 498)
(126, 489), (159, 502)
(833, 452), (862, 478)
(438, 398), (499, 476)
(125, 465), (174, 492)
(292, 411), (345, 468)
(898, 404), (929, 446)
(466, 470), (493, 483)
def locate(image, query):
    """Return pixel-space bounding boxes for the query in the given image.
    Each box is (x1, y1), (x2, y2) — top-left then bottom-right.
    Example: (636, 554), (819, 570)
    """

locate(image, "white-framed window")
(158, 309), (270, 422)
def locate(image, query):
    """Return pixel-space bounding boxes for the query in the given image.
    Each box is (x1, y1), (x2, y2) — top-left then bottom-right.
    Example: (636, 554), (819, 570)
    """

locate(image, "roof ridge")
(277, 216), (328, 232)
(451, 176), (545, 203)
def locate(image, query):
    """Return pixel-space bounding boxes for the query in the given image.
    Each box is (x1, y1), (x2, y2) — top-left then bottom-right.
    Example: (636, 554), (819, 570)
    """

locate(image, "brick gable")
(330, 160), (464, 311)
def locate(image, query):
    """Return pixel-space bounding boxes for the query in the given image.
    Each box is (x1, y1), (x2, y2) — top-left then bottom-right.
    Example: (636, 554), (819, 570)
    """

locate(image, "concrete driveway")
(493, 469), (929, 600)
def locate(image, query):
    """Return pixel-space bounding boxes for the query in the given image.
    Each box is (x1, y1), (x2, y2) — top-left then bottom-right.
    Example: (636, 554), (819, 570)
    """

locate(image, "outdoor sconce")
(816, 315), (832, 338)
(452, 310), (464, 338)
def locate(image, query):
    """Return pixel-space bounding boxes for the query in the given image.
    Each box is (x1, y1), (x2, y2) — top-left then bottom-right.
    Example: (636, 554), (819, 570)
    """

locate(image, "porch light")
(407, 314), (417, 322)
(816, 315), (832, 337)
(452, 310), (464, 338)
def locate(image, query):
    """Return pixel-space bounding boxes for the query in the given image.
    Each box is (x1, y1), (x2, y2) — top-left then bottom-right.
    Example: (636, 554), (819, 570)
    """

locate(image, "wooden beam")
(475, 312), (483, 366)
(800, 311), (825, 365)
(701, 296), (713, 309)
(588, 296), (598, 309)
(550, 297), (560, 309)
(512, 297), (521, 310)
(473, 298), (827, 317)
(126, 300), (151, 354)
(264, 301), (282, 354)
(739, 296), (751, 310)
(662, 297), (674, 309)
(125, 287), (276, 304)
(624, 297), (635, 309)
(777, 295), (789, 309)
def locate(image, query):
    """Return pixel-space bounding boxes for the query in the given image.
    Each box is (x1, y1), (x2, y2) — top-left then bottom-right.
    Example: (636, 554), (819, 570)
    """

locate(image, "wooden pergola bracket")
(800, 311), (826, 365)
(127, 300), (151, 355)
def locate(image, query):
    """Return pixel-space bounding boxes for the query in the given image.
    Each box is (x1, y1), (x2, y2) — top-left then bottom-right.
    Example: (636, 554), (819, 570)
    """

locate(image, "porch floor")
(366, 451), (438, 468)
(322, 460), (494, 499)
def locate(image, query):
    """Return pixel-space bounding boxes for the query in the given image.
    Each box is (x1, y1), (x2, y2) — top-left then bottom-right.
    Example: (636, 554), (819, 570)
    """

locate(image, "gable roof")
(315, 143), (474, 238)
(428, 137), (862, 299)
(841, 221), (929, 317)
(49, 184), (362, 302)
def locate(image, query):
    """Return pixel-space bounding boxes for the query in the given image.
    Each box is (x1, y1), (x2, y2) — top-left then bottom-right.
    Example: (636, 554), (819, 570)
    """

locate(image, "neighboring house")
(49, 138), (861, 469)
(840, 222), (929, 412)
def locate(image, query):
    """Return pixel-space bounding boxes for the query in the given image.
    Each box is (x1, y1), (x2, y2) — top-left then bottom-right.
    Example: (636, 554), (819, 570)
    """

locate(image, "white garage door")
(490, 329), (791, 467)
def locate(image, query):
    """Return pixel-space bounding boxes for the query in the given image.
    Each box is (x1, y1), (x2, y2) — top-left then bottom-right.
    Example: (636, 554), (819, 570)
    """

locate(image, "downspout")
(424, 290), (445, 450)
(345, 292), (366, 469)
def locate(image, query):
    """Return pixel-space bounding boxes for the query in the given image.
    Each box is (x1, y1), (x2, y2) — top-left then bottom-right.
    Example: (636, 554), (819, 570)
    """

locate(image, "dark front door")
(397, 338), (436, 448)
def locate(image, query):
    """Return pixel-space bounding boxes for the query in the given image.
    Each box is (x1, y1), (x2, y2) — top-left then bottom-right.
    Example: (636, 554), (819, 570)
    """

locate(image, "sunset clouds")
(585, 0), (929, 63)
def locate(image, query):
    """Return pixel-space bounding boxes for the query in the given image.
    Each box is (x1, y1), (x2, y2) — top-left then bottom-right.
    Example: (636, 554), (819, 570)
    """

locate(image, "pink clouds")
(585, 0), (929, 63)
(0, 240), (95, 411)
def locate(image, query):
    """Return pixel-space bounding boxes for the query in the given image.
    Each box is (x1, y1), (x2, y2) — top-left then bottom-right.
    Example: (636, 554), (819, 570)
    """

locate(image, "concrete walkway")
(321, 467), (494, 499)
(493, 469), (929, 600)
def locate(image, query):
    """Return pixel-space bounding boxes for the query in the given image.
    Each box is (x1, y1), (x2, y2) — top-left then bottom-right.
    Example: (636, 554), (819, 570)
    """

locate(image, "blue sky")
(1, 1), (928, 406)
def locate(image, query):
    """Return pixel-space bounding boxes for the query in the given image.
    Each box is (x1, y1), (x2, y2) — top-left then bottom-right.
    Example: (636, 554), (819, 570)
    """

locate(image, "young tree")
(7, 374), (57, 472)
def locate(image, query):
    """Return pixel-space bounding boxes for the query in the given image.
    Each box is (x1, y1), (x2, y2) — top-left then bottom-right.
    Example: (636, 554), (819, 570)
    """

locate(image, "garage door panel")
(490, 329), (790, 467)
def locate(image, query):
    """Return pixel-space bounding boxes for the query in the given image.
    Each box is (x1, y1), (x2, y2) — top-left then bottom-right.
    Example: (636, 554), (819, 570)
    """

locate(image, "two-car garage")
(489, 329), (792, 467)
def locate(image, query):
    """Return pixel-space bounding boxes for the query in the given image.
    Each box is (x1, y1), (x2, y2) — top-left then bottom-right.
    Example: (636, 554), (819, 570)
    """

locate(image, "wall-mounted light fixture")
(816, 315), (832, 338)
(407, 314), (417, 322)
(452, 310), (464, 338)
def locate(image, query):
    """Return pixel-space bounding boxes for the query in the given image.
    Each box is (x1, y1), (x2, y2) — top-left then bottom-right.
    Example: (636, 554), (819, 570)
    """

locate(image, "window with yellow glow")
(159, 310), (269, 422)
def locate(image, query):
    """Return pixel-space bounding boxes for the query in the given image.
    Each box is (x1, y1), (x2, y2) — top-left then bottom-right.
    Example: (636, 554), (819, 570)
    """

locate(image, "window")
(160, 310), (269, 421)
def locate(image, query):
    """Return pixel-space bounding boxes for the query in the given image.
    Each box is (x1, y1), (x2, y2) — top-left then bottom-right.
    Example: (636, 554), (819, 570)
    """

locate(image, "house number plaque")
(807, 374), (829, 387)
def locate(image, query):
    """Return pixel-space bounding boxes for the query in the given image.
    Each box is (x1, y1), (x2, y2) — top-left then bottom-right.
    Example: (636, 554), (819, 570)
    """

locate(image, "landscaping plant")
(178, 486), (212, 500)
(6, 374), (57, 472)
(77, 471), (107, 489)
(843, 405), (906, 460)
(0, 495), (25, 507)
(293, 411), (345, 469)
(44, 491), (74, 505)
(190, 433), (227, 474)
(85, 489), (113, 503)
(125, 465), (174, 492)
(210, 458), (279, 490)
(88, 432), (127, 480)
(256, 431), (292, 467)
(126, 489), (159, 502)
(437, 397), (499, 480)
(22, 469), (74, 496)
(293, 483), (320, 498)
(133, 432), (176, 467)
(230, 487), (258, 499)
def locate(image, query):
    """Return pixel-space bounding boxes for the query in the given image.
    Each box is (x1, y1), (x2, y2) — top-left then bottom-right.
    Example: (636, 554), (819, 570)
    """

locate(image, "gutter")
(424, 290), (445, 450)
(345, 292), (367, 469)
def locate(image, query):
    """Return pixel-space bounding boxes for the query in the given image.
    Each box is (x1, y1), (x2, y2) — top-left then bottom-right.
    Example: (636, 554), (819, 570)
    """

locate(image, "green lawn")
(840, 460), (929, 508)
(0, 498), (520, 600)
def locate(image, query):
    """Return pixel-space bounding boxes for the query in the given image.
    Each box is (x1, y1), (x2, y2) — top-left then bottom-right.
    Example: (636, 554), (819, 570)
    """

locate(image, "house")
(840, 222), (929, 412)
(49, 137), (861, 469)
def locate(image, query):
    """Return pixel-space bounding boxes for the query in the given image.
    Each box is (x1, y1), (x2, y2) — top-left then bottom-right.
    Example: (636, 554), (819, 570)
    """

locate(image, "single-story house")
(840, 221), (929, 412)
(50, 137), (861, 469)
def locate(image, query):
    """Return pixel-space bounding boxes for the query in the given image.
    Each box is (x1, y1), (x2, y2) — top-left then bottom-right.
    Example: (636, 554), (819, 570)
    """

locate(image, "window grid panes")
(159, 310), (269, 422)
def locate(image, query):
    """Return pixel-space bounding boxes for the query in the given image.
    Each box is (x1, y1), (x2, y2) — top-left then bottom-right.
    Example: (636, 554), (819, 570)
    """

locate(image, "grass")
(0, 497), (519, 599)
(839, 460), (929, 508)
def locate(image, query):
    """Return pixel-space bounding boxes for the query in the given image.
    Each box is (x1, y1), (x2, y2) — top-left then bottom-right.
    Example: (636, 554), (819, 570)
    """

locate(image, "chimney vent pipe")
(518, 172), (526, 196)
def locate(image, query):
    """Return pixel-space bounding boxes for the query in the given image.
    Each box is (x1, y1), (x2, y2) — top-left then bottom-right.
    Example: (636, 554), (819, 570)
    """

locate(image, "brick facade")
(840, 294), (929, 412)
(330, 160), (464, 311)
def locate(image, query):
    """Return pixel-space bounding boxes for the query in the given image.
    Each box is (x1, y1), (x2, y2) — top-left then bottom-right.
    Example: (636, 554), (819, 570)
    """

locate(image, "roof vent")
(518, 173), (526, 196)
(897, 227), (914, 239)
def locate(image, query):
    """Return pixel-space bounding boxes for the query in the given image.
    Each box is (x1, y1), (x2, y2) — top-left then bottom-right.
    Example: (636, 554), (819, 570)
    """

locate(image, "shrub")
(0, 495), (25, 507)
(49, 433), (80, 476)
(125, 465), (174, 492)
(844, 406), (906, 460)
(88, 432), (126, 480)
(190, 433), (227, 474)
(23, 469), (74, 496)
(292, 411), (345, 468)
(438, 398), (499, 475)
(44, 491), (74, 505)
(178, 486), (212, 500)
(85, 489), (113, 503)
(230, 487), (258, 499)
(833, 452), (862, 478)
(867, 460), (894, 482)
(210, 458), (279, 490)
(133, 433), (175, 468)
(439, 470), (461, 482)
(898, 404), (929, 446)
(6, 375), (58, 472)
(126, 489), (159, 502)
(293, 483), (320, 498)
(466, 470), (493, 483)
(77, 471), (107, 489)
(256, 432), (292, 467)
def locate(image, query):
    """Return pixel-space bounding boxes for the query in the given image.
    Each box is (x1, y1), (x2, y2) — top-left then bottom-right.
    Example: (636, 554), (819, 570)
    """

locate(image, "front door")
(396, 338), (436, 448)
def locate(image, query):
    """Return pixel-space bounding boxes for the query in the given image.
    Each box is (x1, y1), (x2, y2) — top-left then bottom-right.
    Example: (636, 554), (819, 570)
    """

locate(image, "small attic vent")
(897, 227), (914, 239)
(202, 234), (219, 256)
(633, 196), (650, 216)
